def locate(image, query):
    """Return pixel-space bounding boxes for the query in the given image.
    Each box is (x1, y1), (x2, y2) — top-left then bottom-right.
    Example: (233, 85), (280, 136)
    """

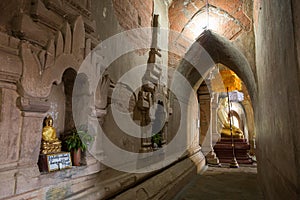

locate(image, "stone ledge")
(113, 152), (206, 200)
(0, 161), (102, 199)
(1, 146), (205, 199)
(8, 162), (100, 199)
(72, 151), (206, 200)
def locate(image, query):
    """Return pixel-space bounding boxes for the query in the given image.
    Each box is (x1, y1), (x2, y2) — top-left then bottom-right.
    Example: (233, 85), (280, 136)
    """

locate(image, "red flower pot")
(71, 148), (81, 166)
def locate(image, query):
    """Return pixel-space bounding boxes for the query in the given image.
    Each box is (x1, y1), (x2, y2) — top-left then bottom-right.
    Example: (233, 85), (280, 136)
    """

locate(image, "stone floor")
(174, 164), (264, 200)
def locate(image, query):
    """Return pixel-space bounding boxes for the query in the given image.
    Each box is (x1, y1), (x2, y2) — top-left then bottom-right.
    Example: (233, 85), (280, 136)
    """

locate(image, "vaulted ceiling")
(169, 0), (252, 40)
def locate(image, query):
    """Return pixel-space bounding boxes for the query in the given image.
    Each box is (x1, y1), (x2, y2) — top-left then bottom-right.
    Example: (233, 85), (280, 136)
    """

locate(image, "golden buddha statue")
(41, 116), (62, 154)
(217, 98), (243, 139)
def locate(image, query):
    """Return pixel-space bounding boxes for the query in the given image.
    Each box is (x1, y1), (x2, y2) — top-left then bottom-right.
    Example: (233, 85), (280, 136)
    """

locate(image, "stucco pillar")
(242, 100), (256, 155)
(17, 98), (50, 168)
(211, 93), (221, 147)
(199, 92), (219, 165)
(14, 97), (50, 194)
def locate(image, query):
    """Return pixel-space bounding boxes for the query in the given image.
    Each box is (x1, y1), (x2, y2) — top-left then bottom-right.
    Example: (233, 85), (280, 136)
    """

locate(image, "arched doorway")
(172, 30), (257, 165)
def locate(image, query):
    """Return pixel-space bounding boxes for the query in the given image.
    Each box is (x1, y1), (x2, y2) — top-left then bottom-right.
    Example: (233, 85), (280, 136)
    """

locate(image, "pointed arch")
(177, 30), (257, 102)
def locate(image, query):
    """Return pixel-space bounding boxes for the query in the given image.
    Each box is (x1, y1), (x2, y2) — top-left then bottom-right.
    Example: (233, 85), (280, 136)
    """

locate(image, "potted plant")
(64, 126), (94, 166)
(151, 133), (162, 149)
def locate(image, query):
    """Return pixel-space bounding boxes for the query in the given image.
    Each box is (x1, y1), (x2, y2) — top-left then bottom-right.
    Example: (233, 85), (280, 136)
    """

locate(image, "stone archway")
(180, 30), (257, 101)
(171, 29), (257, 164)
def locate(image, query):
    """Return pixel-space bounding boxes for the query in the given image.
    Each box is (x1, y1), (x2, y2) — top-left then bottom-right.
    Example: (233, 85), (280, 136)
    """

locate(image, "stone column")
(0, 77), (22, 198)
(206, 93), (220, 165)
(15, 97), (51, 194)
(199, 93), (220, 165)
(199, 93), (210, 149)
(17, 98), (50, 167)
(211, 93), (221, 147)
(242, 100), (256, 155)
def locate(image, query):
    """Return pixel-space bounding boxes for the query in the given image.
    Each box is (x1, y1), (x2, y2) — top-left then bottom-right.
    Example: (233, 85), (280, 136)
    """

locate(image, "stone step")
(214, 144), (250, 150)
(214, 140), (252, 164)
(218, 158), (253, 164)
(219, 138), (248, 143)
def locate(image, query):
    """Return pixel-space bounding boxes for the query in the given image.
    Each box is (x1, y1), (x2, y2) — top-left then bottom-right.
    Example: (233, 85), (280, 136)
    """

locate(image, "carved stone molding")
(17, 97), (50, 113)
(12, 14), (52, 47)
(0, 71), (21, 86)
(30, 0), (64, 31)
(18, 15), (87, 98)
(42, 0), (96, 34)
(45, 0), (91, 18)
(0, 50), (22, 85)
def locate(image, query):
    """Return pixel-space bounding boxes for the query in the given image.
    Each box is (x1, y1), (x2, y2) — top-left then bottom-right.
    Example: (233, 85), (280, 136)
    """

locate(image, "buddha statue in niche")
(41, 115), (62, 154)
(217, 98), (244, 139)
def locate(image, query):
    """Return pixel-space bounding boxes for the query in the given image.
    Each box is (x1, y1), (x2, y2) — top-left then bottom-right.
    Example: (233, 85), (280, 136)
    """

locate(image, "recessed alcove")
(62, 68), (77, 135)
(45, 68), (77, 139)
(38, 68), (94, 172)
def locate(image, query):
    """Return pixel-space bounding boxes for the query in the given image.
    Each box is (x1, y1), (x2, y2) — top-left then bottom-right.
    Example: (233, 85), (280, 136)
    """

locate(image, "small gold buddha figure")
(41, 116), (62, 154)
(217, 98), (244, 139)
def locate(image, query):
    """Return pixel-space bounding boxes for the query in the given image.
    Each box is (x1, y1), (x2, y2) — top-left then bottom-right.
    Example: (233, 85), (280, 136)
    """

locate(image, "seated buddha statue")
(217, 98), (243, 139)
(41, 116), (62, 154)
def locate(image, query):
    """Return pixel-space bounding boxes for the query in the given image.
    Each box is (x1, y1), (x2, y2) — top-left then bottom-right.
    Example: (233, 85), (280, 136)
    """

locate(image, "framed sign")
(38, 152), (72, 172)
(47, 152), (72, 172)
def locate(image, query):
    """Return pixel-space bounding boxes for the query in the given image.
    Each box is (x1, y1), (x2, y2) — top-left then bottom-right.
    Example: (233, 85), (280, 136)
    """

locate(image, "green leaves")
(152, 133), (162, 146)
(64, 127), (94, 152)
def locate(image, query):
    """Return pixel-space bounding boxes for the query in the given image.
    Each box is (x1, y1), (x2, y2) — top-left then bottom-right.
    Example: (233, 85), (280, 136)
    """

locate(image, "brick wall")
(112, 0), (154, 55)
(113, 0), (153, 30)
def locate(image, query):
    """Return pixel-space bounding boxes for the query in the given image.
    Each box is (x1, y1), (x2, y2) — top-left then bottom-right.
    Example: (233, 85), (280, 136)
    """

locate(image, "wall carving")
(0, 1), (102, 197)
(19, 16), (87, 99)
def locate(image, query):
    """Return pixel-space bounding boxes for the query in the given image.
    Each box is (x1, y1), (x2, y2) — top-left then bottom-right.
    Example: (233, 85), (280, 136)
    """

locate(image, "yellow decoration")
(41, 116), (62, 154)
(217, 98), (244, 138)
(211, 69), (242, 92)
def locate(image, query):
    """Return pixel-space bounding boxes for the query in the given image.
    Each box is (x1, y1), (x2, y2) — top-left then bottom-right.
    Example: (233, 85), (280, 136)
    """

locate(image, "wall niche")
(38, 68), (92, 172)
(46, 68), (77, 138)
(62, 68), (77, 134)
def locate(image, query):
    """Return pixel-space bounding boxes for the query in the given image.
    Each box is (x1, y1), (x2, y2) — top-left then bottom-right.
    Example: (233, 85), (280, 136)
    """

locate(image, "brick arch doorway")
(170, 30), (257, 164)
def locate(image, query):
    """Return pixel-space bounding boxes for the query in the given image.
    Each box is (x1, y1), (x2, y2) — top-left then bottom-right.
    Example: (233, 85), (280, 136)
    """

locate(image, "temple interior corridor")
(175, 165), (263, 200)
(0, 0), (300, 199)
